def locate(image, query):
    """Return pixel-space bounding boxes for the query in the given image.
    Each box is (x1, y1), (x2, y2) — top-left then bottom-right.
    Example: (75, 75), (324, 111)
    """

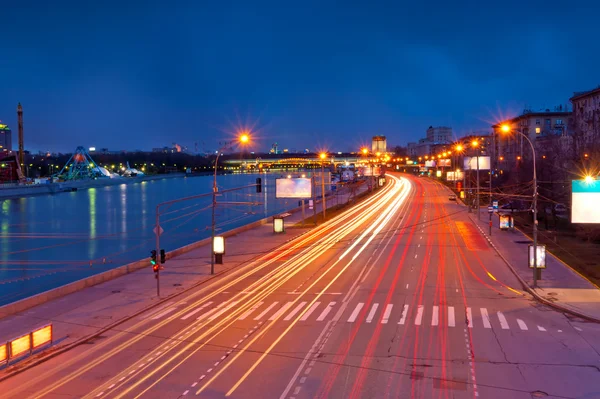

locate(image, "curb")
(467, 214), (600, 324)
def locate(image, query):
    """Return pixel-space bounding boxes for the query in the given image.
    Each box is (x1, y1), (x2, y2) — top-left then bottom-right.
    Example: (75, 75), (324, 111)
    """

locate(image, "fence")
(1, 324), (53, 366)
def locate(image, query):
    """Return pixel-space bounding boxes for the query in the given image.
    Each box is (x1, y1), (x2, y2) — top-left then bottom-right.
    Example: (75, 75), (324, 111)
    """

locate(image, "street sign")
(493, 201), (498, 209)
(488, 206), (494, 213)
(309, 199), (314, 210)
(153, 225), (164, 236)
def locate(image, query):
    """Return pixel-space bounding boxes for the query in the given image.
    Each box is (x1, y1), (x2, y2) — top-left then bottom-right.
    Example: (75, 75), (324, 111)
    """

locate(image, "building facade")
(426, 126), (452, 143)
(407, 126), (453, 157)
(570, 86), (600, 151)
(371, 136), (387, 153)
(0, 122), (12, 152)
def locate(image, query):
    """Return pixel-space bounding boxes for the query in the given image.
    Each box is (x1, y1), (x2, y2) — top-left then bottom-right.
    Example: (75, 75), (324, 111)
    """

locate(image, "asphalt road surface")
(2, 173), (599, 399)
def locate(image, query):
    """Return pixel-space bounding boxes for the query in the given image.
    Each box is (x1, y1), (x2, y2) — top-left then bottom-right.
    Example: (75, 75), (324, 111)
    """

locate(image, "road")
(1, 173), (599, 399)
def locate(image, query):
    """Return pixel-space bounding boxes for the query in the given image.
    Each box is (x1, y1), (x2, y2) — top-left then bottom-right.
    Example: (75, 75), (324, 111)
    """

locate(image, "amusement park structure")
(55, 146), (107, 180)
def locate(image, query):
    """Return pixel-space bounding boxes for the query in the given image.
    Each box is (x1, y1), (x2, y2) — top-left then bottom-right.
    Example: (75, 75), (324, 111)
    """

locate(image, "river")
(0, 172), (317, 306)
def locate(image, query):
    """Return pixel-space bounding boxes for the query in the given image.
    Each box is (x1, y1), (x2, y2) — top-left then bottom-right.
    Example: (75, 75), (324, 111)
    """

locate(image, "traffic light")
(160, 249), (166, 264)
(150, 250), (157, 265)
(256, 178), (262, 193)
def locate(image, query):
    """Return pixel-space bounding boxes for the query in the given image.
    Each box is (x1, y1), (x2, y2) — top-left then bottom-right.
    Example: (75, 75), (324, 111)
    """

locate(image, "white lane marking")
(108, 384), (115, 389)
(466, 308), (473, 328)
(96, 392), (104, 398)
(347, 303), (364, 322)
(574, 326), (583, 332)
(254, 302), (279, 320)
(414, 254), (418, 259)
(200, 374), (206, 380)
(406, 284), (409, 289)
(517, 319), (528, 330)
(269, 302), (294, 321)
(192, 382), (198, 387)
(366, 303), (379, 323)
(497, 311), (509, 329)
(381, 304), (393, 324)
(418, 244), (420, 248)
(415, 305), (424, 326)
(151, 307), (177, 320)
(238, 302), (263, 320)
(300, 302), (321, 321)
(420, 236), (423, 239)
(538, 326), (546, 332)
(431, 305), (439, 326)
(480, 308), (491, 329)
(139, 301), (173, 320)
(209, 301), (239, 321)
(316, 302), (336, 321)
(285, 302), (307, 321)
(183, 390), (189, 396)
(181, 302), (213, 320)
(448, 306), (455, 327)
(197, 303), (224, 321)
(118, 377), (125, 382)
(399, 304), (409, 325)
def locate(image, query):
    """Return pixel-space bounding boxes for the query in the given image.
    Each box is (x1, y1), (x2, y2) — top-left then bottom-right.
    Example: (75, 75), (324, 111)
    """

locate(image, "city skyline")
(1, 1), (599, 153)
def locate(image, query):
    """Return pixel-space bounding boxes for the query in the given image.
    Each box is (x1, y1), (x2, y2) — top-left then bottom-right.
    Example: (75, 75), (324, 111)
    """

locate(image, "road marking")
(466, 308), (473, 328)
(238, 302), (263, 320)
(538, 326), (546, 332)
(254, 302), (279, 320)
(151, 307), (177, 320)
(448, 306), (455, 327)
(418, 244), (420, 248)
(406, 284), (409, 289)
(139, 301), (173, 319)
(269, 302), (294, 321)
(209, 301), (239, 321)
(181, 302), (213, 320)
(317, 302), (336, 321)
(414, 254), (418, 258)
(399, 304), (409, 325)
(517, 319), (528, 330)
(381, 304), (393, 324)
(300, 302), (321, 321)
(347, 303), (364, 322)
(497, 311), (509, 329)
(431, 305), (439, 326)
(415, 305), (424, 326)
(96, 392), (104, 397)
(574, 326), (583, 332)
(480, 308), (491, 328)
(183, 390), (189, 395)
(366, 303), (379, 323)
(192, 382), (198, 387)
(284, 302), (307, 321)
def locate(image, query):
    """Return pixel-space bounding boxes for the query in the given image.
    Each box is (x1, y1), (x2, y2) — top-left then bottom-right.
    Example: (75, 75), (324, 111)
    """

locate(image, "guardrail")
(1, 324), (53, 366)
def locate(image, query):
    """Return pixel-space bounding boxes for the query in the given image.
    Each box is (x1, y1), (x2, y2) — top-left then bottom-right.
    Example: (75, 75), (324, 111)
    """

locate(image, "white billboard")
(438, 159), (451, 167)
(446, 171), (464, 181)
(464, 156), (490, 170)
(425, 160), (436, 168)
(572, 180), (600, 223)
(276, 178), (313, 199)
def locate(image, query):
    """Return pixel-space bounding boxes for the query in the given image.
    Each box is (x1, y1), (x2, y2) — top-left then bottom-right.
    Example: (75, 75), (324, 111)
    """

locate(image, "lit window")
(536, 127), (541, 134)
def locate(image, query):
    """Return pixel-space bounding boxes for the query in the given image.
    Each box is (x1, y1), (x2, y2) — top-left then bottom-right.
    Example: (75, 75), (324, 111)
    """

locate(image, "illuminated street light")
(585, 175), (595, 184)
(456, 144), (463, 152)
(501, 124), (511, 133)
(361, 148), (368, 155)
(471, 140), (479, 147)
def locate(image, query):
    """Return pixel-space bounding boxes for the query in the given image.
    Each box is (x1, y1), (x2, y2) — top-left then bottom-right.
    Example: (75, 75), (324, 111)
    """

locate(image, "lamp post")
(319, 152), (327, 220)
(502, 124), (539, 287)
(211, 132), (250, 275)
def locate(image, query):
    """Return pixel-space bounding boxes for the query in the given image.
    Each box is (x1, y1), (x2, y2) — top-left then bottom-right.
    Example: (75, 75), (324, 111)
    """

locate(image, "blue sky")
(1, 0), (598, 153)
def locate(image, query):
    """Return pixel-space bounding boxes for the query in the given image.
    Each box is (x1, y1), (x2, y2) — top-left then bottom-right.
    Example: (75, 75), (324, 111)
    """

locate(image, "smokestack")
(17, 103), (24, 168)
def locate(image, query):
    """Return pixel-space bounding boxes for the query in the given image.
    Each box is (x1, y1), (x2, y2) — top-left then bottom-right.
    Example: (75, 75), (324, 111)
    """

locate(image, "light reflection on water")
(0, 173), (304, 305)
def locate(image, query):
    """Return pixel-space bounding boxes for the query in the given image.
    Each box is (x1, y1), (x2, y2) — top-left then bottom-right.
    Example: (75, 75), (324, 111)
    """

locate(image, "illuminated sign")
(438, 159), (451, 167)
(528, 245), (546, 269)
(499, 214), (514, 230)
(273, 217), (285, 233)
(10, 334), (30, 358)
(572, 180), (600, 223)
(464, 156), (491, 170)
(0, 343), (6, 363)
(213, 236), (225, 254)
(436, 170), (442, 177)
(276, 177), (313, 198)
(32, 325), (52, 349)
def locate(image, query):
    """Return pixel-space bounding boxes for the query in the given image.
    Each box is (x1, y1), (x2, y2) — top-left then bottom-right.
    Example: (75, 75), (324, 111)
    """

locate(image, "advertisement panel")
(275, 178), (313, 199)
(499, 214), (514, 230)
(528, 245), (547, 269)
(446, 171), (464, 181)
(571, 180), (600, 223)
(363, 166), (381, 176)
(463, 156), (491, 170)
(438, 159), (451, 167)
(425, 160), (436, 168)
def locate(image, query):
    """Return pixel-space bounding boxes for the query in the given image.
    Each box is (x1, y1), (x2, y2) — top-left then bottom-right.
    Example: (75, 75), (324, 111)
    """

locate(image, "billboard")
(276, 178), (313, 198)
(446, 171), (464, 181)
(572, 179), (600, 223)
(438, 159), (451, 167)
(425, 160), (436, 168)
(363, 166), (381, 176)
(464, 156), (490, 170)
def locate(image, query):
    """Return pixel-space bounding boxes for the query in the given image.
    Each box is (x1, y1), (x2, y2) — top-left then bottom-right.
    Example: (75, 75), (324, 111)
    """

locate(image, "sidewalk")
(468, 206), (600, 322)
(0, 182), (368, 375)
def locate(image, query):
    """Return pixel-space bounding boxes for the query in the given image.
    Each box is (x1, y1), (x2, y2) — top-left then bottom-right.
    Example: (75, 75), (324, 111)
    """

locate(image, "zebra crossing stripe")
(381, 304), (393, 324)
(284, 302), (307, 321)
(348, 303), (364, 322)
(415, 305), (424, 326)
(480, 308), (492, 329)
(197, 303), (223, 321)
(466, 308), (473, 328)
(448, 306), (455, 327)
(366, 303), (379, 323)
(254, 302), (279, 320)
(537, 326), (546, 332)
(399, 305), (409, 325)
(317, 302), (336, 321)
(151, 307), (177, 320)
(300, 302), (321, 321)
(209, 301), (239, 320)
(181, 302), (213, 320)
(517, 319), (528, 330)
(431, 306), (439, 326)
(497, 311), (509, 329)
(238, 302), (263, 320)
(269, 302), (294, 321)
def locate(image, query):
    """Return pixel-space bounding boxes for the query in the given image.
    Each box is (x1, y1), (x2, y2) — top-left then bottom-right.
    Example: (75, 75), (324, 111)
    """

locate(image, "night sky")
(1, 0), (599, 154)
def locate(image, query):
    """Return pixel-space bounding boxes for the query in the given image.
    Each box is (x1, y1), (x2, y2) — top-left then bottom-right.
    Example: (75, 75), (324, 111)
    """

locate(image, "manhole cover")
(173, 283), (182, 287)
(514, 240), (532, 244)
(531, 391), (548, 398)
(112, 290), (121, 294)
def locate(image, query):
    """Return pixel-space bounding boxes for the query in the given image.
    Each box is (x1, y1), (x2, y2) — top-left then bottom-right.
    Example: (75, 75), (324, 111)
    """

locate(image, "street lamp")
(211, 132), (251, 275)
(319, 152), (327, 220)
(501, 123), (540, 287)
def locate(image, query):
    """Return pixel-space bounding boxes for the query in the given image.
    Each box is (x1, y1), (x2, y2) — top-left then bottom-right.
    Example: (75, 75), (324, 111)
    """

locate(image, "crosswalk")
(149, 301), (549, 332)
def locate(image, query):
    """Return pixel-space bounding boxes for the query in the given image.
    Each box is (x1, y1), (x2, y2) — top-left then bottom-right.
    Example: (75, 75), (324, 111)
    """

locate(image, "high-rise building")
(371, 136), (387, 153)
(0, 122), (12, 152)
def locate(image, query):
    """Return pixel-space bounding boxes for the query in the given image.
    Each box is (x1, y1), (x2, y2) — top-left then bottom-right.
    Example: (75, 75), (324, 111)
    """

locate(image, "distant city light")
(89, 147), (96, 152)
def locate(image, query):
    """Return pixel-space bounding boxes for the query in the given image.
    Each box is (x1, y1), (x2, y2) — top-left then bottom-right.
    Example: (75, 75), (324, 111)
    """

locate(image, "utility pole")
(155, 207), (161, 297)
(17, 103), (24, 174)
(476, 152), (480, 220)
